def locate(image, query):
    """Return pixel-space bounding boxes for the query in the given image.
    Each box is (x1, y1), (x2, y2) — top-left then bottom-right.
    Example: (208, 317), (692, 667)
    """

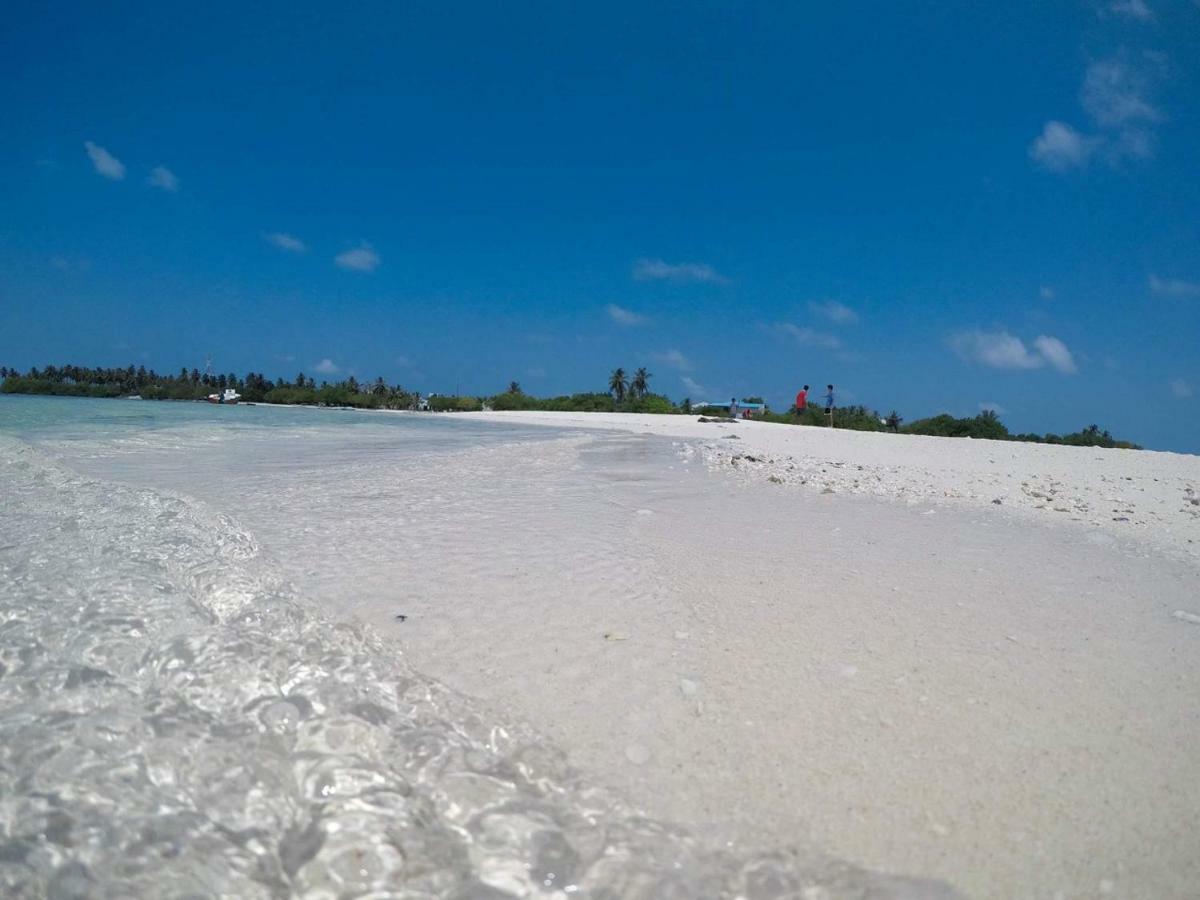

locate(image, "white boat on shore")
(206, 388), (241, 405)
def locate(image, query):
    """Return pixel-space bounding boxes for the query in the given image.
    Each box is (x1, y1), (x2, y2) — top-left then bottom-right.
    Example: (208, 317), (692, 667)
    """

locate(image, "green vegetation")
(903, 410), (1141, 449)
(0, 365), (415, 410)
(0, 363), (1142, 449)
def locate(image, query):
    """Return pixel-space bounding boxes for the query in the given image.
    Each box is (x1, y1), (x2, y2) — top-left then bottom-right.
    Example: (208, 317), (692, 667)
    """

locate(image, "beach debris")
(1172, 610), (1200, 626)
(603, 631), (628, 641)
(768, 475), (783, 484)
(722, 434), (741, 440)
(394, 614), (408, 622)
(992, 498), (1003, 505)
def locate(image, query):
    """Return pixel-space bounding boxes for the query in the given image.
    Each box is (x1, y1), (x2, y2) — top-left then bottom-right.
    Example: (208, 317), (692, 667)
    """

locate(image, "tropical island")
(0, 362), (1140, 449)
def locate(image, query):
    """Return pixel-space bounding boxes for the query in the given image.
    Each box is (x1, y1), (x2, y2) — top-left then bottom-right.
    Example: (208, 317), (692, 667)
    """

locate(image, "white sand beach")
(410, 411), (1199, 899)
(26, 406), (1200, 898)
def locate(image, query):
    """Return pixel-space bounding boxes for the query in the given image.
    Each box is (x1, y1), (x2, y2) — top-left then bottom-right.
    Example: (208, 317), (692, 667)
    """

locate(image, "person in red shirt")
(794, 384), (809, 416)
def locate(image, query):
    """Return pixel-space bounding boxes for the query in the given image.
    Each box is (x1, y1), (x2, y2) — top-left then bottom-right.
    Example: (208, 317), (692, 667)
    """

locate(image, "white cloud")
(84, 141), (125, 180)
(950, 329), (1077, 373)
(1032, 55), (1164, 173)
(266, 232), (307, 253)
(1082, 58), (1160, 128)
(808, 299), (859, 325)
(1170, 378), (1193, 398)
(632, 258), (728, 284)
(1108, 0), (1153, 18)
(655, 349), (691, 370)
(605, 303), (648, 326)
(978, 401), (1008, 415)
(680, 375), (707, 397)
(313, 358), (340, 375)
(1032, 335), (1078, 374)
(1040, 286), (1055, 300)
(146, 166), (178, 192)
(335, 243), (380, 272)
(951, 329), (1044, 369)
(1029, 121), (1098, 171)
(774, 323), (842, 350)
(1149, 274), (1200, 298)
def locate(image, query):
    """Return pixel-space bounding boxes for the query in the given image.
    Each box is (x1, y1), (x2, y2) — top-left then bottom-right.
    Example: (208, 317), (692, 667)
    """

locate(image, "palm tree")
(609, 368), (628, 403)
(508, 381), (522, 394)
(631, 367), (650, 398)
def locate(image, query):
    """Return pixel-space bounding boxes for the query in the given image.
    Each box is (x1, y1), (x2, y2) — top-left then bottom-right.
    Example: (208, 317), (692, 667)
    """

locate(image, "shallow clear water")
(0, 396), (957, 898)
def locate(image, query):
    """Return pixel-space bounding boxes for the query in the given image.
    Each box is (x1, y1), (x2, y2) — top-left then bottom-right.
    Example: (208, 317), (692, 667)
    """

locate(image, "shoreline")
(452, 409), (1200, 563)
(11, 400), (1200, 898)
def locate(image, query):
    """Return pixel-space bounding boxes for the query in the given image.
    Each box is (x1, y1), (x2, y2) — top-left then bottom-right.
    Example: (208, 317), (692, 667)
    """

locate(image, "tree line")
(0, 364), (416, 410)
(0, 362), (1141, 449)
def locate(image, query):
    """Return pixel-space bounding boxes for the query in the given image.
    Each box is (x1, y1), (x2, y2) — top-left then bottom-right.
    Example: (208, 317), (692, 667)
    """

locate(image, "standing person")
(824, 384), (834, 427)
(729, 397), (740, 420)
(795, 384), (809, 417)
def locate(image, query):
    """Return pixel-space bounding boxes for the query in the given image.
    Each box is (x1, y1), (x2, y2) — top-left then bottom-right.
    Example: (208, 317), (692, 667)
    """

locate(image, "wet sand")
(52, 410), (1200, 898)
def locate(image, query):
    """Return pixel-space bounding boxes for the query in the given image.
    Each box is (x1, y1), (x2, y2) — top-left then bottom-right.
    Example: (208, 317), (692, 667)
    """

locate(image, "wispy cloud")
(681, 375), (707, 397)
(84, 141), (125, 180)
(1107, 0), (1153, 19)
(655, 349), (691, 370)
(313, 358), (340, 375)
(949, 329), (1077, 374)
(772, 323), (842, 350)
(1030, 54), (1164, 172)
(146, 165), (178, 192)
(808, 299), (859, 325)
(335, 243), (380, 272)
(1149, 274), (1200, 298)
(633, 258), (728, 284)
(1032, 335), (1078, 374)
(1040, 286), (1056, 300)
(395, 355), (415, 368)
(525, 367), (547, 378)
(266, 232), (307, 253)
(1029, 121), (1100, 171)
(978, 401), (1008, 415)
(1169, 378), (1193, 399)
(605, 303), (648, 326)
(1081, 58), (1160, 129)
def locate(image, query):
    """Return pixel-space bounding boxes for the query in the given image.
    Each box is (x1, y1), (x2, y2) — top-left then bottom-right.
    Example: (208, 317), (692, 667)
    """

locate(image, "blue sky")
(1, 1), (1198, 451)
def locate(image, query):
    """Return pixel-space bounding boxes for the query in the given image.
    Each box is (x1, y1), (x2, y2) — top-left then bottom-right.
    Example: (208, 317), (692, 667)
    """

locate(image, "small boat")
(206, 388), (241, 405)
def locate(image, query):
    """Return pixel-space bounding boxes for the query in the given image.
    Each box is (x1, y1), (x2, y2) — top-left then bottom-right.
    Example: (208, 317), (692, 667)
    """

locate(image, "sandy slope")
(55, 410), (1200, 898)
(420, 411), (1200, 898)
(458, 411), (1200, 563)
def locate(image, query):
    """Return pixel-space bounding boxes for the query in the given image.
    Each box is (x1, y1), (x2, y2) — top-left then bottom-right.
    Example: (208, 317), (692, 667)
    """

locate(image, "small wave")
(0, 437), (958, 898)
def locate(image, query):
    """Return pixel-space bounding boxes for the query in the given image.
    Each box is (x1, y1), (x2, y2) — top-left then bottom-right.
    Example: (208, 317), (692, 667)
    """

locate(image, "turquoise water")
(0, 393), (553, 445)
(0, 396), (956, 898)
